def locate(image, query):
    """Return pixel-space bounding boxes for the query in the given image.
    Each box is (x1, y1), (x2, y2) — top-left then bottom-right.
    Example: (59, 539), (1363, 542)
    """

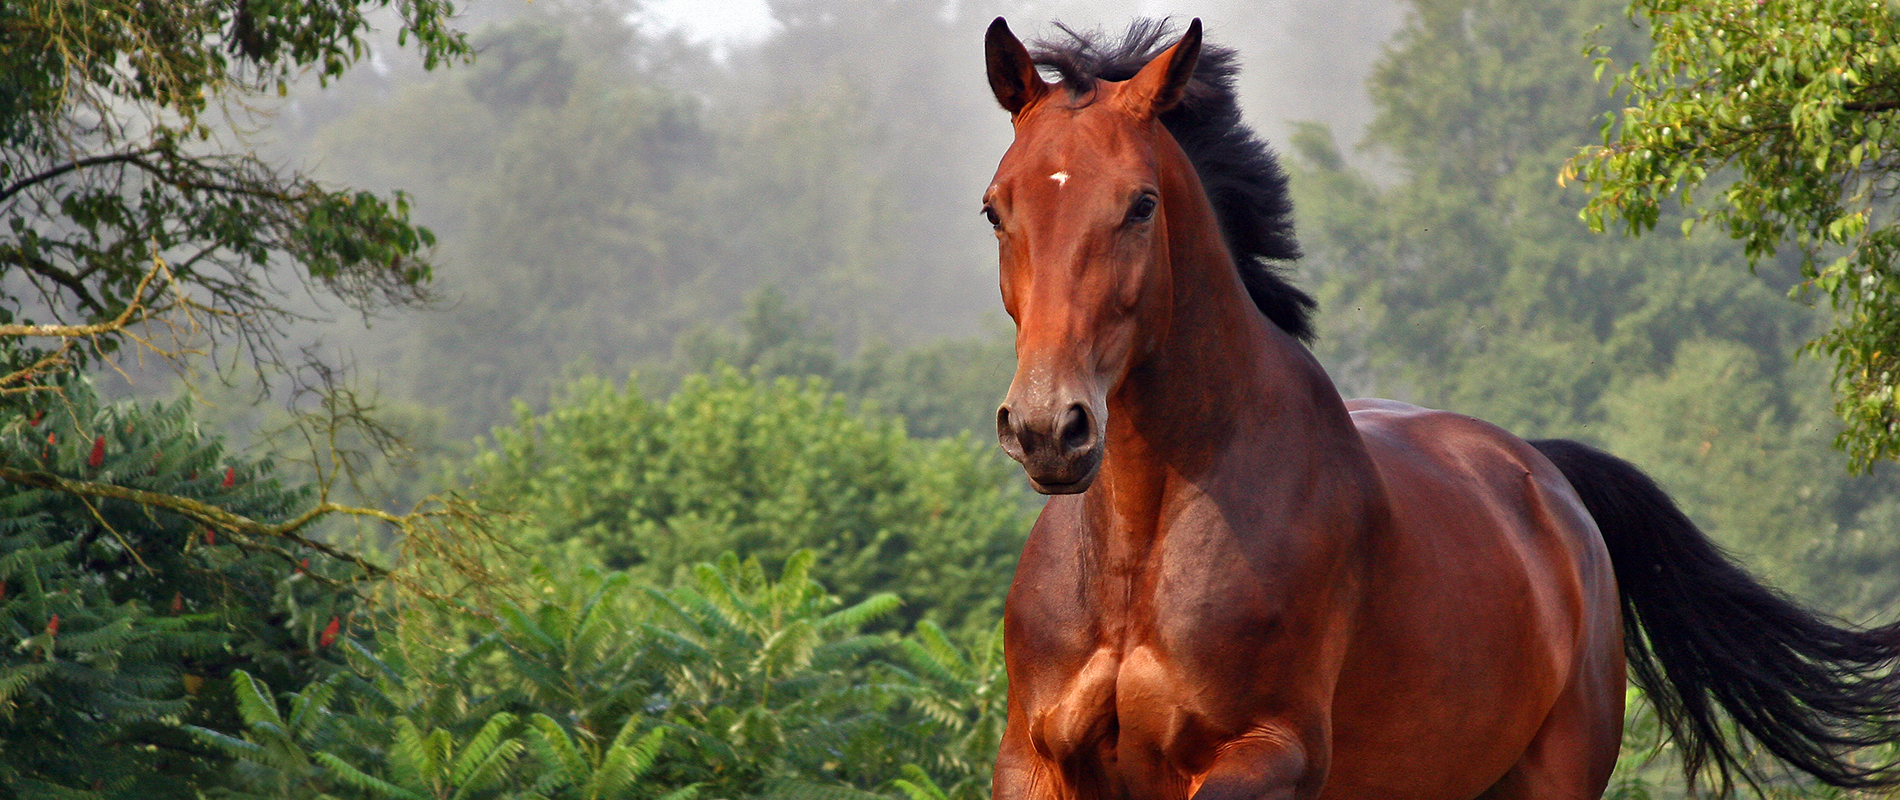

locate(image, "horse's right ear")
(986, 18), (1047, 116)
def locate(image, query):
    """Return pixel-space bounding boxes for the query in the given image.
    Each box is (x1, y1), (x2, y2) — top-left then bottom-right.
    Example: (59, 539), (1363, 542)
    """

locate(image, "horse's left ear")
(1122, 18), (1202, 118)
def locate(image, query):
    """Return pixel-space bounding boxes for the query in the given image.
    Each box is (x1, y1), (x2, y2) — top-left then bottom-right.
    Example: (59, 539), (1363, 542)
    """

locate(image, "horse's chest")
(1011, 498), (1301, 787)
(1027, 641), (1234, 781)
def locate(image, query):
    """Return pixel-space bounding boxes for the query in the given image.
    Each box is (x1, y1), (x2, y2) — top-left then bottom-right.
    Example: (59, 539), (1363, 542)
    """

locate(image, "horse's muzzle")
(997, 400), (1103, 494)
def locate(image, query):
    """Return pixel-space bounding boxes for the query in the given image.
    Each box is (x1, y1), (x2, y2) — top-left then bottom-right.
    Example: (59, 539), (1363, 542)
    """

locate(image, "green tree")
(0, 381), (372, 798)
(302, 14), (722, 433)
(0, 0), (466, 396)
(1593, 339), (1900, 611)
(1569, 0), (1900, 469)
(468, 367), (1027, 635)
(0, 6), (491, 729)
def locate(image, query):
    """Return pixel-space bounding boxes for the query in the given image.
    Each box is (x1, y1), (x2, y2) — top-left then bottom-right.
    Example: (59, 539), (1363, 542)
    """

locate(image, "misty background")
(235, 0), (1398, 429)
(151, 0), (1900, 625)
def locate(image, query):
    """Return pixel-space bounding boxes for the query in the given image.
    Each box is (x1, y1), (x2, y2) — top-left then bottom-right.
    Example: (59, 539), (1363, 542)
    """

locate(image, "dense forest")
(5, 0), (1899, 797)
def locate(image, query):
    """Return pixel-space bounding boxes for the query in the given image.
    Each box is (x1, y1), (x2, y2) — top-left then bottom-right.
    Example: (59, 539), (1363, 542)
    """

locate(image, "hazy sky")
(642, 0), (777, 45)
(639, 0), (1405, 149)
(640, 0), (1252, 41)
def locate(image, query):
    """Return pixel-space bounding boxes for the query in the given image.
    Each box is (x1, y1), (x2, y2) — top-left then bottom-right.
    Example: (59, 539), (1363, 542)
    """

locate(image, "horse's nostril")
(997, 405), (1019, 449)
(1059, 403), (1092, 454)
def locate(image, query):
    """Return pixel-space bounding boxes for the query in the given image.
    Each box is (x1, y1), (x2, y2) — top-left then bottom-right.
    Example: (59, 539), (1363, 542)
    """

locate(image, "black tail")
(1532, 438), (1900, 793)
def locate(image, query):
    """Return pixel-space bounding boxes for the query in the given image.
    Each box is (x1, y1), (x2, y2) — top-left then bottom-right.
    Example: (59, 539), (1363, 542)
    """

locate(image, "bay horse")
(981, 17), (1900, 799)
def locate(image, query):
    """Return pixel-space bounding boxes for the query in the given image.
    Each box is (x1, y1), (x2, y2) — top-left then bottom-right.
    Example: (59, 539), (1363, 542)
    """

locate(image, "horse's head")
(982, 17), (1202, 494)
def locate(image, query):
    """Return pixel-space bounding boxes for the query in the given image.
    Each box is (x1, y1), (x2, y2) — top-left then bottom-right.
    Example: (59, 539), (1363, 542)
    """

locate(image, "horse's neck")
(1090, 222), (1367, 547)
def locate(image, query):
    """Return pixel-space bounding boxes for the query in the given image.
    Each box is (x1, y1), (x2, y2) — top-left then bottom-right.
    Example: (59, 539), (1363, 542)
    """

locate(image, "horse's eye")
(983, 205), (1002, 229)
(1128, 194), (1158, 223)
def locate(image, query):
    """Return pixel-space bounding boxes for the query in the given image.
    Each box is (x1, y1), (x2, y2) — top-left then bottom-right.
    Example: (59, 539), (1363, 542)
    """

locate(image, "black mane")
(1030, 20), (1315, 343)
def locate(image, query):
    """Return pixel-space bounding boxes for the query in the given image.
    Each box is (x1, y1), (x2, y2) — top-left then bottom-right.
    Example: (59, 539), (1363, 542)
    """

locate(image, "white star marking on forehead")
(1049, 171), (1070, 187)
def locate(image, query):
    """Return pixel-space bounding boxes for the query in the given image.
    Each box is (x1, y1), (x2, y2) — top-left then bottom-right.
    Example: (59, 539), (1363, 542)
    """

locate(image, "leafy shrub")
(193, 552), (1005, 800)
(469, 368), (1029, 635)
(0, 383), (369, 798)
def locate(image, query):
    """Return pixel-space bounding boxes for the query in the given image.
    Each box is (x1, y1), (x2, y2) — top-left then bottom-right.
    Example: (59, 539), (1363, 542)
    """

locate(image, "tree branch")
(0, 252), (162, 339)
(1841, 99), (1900, 113)
(118, 153), (309, 205)
(0, 463), (393, 578)
(0, 247), (109, 317)
(0, 147), (162, 204)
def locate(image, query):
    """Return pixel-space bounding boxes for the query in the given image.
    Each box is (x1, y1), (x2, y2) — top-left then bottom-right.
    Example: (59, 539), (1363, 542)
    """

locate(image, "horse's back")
(1326, 399), (1625, 798)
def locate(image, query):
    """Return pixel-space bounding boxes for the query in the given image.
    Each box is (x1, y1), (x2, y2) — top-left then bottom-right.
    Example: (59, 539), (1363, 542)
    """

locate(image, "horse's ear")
(986, 18), (1047, 116)
(1122, 18), (1202, 118)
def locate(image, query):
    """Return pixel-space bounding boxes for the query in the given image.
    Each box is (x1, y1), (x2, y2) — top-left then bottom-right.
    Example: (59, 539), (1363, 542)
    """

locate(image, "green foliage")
(674, 288), (848, 394)
(676, 287), (1016, 440)
(190, 668), (540, 799)
(1570, 0), (1900, 469)
(191, 553), (1005, 800)
(637, 551), (910, 795)
(469, 367), (1028, 636)
(880, 620), (1007, 800)
(843, 335), (1018, 441)
(0, 381), (369, 798)
(0, 0), (468, 391)
(1290, 0), (1900, 791)
(1609, 691), (1900, 798)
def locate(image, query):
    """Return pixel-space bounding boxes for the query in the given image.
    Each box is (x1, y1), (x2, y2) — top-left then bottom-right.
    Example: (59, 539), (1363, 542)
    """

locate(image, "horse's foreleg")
(1189, 727), (1324, 800)
(993, 722), (1064, 800)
